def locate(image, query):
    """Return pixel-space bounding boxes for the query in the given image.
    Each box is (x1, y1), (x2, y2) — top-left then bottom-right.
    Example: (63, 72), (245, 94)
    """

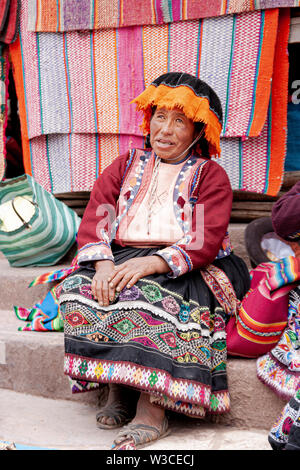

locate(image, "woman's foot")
(112, 392), (169, 449)
(96, 384), (136, 429)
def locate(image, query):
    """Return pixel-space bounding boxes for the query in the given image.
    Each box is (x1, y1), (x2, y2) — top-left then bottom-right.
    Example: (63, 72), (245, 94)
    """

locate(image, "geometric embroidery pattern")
(60, 271), (230, 416)
(109, 317), (139, 336)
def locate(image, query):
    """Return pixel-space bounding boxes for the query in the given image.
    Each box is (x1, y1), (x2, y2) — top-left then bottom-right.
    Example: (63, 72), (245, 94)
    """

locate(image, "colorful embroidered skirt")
(59, 244), (250, 417)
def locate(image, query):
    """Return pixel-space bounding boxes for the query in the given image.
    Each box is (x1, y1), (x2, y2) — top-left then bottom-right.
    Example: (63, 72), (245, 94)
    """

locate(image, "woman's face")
(149, 107), (196, 162)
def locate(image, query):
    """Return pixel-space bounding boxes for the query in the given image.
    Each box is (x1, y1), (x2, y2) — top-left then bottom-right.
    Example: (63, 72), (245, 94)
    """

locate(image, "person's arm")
(155, 160), (233, 277)
(272, 181), (300, 241)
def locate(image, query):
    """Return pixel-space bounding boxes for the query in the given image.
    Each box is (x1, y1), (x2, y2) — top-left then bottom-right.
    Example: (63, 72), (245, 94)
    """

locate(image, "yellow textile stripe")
(239, 305), (287, 329)
(236, 323), (280, 344)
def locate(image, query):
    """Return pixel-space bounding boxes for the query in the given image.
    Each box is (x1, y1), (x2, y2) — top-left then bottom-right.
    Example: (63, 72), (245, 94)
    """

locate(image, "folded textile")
(27, 0), (300, 32)
(14, 285), (63, 331)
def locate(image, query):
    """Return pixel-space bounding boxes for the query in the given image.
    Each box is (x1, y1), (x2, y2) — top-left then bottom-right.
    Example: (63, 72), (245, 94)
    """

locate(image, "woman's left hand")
(108, 255), (169, 293)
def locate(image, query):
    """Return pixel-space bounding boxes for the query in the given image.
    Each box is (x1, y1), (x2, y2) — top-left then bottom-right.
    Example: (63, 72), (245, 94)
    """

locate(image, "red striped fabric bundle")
(226, 257), (300, 358)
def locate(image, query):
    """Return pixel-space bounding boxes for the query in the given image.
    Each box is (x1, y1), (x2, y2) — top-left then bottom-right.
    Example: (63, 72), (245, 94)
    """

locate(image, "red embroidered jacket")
(77, 149), (233, 278)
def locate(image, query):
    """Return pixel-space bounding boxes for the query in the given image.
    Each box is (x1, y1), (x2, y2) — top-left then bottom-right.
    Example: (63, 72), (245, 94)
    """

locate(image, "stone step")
(0, 388), (271, 450)
(0, 307), (286, 431)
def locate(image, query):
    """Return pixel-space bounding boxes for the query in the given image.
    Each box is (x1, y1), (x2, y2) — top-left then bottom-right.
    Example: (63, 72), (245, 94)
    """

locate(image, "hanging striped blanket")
(27, 0), (300, 31)
(11, 5), (280, 140)
(8, 0), (290, 195)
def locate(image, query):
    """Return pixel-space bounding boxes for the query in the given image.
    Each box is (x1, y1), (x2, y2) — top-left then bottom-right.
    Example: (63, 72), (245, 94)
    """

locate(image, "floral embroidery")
(63, 276), (82, 291)
(141, 284), (163, 303)
(79, 285), (93, 299)
(119, 285), (140, 302)
(162, 295), (180, 315)
(179, 302), (190, 323)
(65, 311), (89, 328)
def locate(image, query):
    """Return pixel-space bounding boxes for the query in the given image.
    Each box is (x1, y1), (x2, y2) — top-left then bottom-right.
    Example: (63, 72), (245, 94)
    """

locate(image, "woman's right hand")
(91, 260), (116, 307)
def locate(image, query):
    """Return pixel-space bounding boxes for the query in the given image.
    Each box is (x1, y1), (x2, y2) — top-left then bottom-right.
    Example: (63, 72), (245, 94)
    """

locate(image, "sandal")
(96, 401), (135, 430)
(111, 417), (170, 450)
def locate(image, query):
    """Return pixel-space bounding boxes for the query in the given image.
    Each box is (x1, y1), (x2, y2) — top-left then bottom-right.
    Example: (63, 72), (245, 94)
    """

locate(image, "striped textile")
(219, 6), (290, 197)
(0, 174), (81, 266)
(8, 0), (289, 196)
(11, 2), (279, 141)
(14, 285), (63, 331)
(27, 0), (300, 31)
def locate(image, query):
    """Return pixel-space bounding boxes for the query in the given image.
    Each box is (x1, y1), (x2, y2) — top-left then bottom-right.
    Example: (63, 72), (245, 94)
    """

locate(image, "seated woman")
(59, 72), (250, 450)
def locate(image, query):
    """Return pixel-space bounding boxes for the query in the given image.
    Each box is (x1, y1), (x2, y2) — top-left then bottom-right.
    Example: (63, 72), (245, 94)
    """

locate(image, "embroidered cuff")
(77, 242), (114, 265)
(156, 246), (193, 278)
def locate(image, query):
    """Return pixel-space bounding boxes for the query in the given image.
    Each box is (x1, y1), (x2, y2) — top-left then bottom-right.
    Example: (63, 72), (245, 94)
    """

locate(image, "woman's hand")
(92, 260), (116, 307)
(108, 255), (169, 293)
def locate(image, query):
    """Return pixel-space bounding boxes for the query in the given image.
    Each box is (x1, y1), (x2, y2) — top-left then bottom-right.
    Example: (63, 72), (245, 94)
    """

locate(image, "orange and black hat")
(131, 72), (223, 158)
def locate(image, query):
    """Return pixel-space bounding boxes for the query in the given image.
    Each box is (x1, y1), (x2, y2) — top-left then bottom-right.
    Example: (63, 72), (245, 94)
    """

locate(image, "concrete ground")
(0, 388), (271, 451)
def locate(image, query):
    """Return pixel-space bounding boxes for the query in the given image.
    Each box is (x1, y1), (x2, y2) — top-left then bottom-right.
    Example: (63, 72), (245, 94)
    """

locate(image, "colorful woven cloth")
(257, 286), (300, 401)
(27, 0), (300, 31)
(257, 284), (300, 449)
(268, 389), (300, 450)
(9, 0), (290, 195)
(14, 285), (63, 331)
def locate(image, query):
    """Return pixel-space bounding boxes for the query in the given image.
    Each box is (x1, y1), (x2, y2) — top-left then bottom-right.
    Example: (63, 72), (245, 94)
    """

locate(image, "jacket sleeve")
(155, 160), (233, 277)
(76, 153), (129, 265)
(272, 181), (300, 241)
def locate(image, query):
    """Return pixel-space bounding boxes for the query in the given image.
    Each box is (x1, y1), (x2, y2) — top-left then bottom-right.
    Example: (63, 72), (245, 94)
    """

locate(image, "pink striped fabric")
(225, 11), (266, 136)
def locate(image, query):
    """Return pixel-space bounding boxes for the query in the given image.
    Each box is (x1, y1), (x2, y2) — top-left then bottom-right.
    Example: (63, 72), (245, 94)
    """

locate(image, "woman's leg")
(113, 392), (166, 449)
(96, 384), (137, 428)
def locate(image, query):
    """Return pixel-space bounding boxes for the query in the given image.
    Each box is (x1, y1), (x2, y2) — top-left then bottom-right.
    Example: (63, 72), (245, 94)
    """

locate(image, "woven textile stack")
(2, 1), (299, 195)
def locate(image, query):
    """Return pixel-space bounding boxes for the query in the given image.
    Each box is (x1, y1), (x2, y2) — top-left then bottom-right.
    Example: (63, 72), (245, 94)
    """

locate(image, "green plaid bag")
(0, 174), (81, 266)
